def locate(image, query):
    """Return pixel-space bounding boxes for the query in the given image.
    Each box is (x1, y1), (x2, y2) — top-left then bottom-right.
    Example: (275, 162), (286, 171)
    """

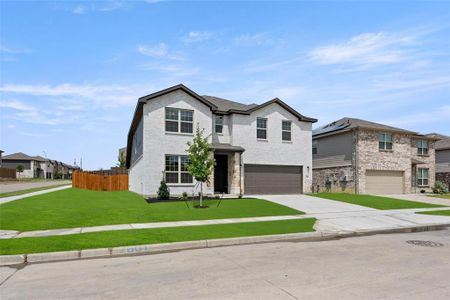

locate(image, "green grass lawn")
(0, 184), (71, 198)
(0, 188), (303, 232)
(310, 193), (445, 210)
(428, 194), (450, 199)
(0, 218), (316, 255)
(417, 210), (450, 216)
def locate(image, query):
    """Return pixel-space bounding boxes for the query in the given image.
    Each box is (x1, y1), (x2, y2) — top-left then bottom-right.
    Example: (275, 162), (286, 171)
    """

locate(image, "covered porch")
(211, 143), (245, 196)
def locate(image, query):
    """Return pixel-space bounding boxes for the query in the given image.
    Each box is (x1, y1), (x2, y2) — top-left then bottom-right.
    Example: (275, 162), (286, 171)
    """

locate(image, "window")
(165, 108), (193, 134)
(165, 155), (193, 184)
(257, 117), (267, 139)
(417, 168), (429, 186)
(417, 140), (428, 155)
(282, 120), (292, 141)
(215, 115), (223, 134)
(312, 140), (318, 154)
(379, 132), (393, 150)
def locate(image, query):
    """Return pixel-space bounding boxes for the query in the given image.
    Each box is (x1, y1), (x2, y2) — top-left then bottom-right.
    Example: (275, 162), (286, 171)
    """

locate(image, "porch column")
(229, 152), (241, 195)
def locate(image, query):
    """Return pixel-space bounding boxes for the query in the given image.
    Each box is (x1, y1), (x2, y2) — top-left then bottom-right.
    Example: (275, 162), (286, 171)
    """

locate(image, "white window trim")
(417, 140), (429, 156)
(282, 120), (292, 141)
(165, 107), (194, 134)
(417, 168), (429, 187)
(379, 132), (393, 150)
(256, 117), (268, 140)
(215, 115), (224, 134)
(165, 155), (194, 185)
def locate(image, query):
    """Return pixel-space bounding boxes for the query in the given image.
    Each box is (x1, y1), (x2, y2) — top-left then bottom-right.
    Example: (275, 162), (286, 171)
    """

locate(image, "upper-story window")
(165, 107), (193, 134)
(257, 117), (267, 140)
(215, 115), (223, 134)
(282, 120), (292, 141)
(417, 140), (428, 155)
(417, 168), (429, 186)
(312, 140), (318, 154)
(379, 132), (393, 150)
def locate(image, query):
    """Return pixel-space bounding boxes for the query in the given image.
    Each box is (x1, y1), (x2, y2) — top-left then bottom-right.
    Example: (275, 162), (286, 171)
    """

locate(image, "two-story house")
(312, 117), (438, 194)
(426, 133), (450, 189)
(125, 84), (317, 197)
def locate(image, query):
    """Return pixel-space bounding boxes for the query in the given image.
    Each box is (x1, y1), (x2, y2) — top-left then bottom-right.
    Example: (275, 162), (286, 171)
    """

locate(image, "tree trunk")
(200, 182), (203, 207)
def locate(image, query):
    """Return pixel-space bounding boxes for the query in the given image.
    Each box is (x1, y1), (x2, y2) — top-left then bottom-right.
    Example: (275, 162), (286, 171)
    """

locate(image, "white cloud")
(137, 43), (168, 57)
(100, 1), (123, 11)
(380, 105), (450, 129)
(0, 99), (36, 111)
(309, 31), (417, 66)
(73, 5), (87, 14)
(182, 31), (211, 43)
(6, 124), (16, 129)
(234, 33), (274, 46)
(0, 45), (32, 54)
(140, 63), (200, 77)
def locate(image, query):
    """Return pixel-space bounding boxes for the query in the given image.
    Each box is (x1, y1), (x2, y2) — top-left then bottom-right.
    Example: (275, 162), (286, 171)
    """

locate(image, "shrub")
(432, 181), (449, 194)
(181, 192), (188, 201)
(420, 189), (426, 193)
(157, 180), (170, 200)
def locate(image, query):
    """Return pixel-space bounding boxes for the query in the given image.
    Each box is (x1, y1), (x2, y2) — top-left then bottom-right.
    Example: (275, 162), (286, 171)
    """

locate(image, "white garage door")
(365, 170), (404, 194)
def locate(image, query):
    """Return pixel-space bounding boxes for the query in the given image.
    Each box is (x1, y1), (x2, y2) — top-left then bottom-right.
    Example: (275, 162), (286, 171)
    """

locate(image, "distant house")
(312, 118), (438, 194)
(426, 133), (450, 189)
(1, 152), (78, 179)
(0, 150), (3, 167)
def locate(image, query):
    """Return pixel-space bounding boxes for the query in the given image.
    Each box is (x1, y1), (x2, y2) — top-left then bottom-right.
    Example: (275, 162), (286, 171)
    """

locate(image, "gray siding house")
(312, 118), (438, 194)
(126, 84), (317, 197)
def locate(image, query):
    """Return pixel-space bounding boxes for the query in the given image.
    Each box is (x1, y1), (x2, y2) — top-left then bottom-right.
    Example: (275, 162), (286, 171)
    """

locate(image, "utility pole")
(43, 150), (48, 181)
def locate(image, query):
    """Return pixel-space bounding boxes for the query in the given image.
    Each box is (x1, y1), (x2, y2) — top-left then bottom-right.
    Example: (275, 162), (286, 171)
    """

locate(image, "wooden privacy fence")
(72, 170), (128, 191)
(0, 168), (16, 178)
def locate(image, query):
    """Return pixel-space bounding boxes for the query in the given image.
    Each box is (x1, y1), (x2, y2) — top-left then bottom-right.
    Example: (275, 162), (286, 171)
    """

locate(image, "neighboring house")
(426, 133), (450, 189)
(2, 152), (44, 178)
(118, 147), (127, 167)
(126, 84), (317, 197)
(0, 150), (3, 167)
(312, 118), (438, 194)
(2, 152), (76, 179)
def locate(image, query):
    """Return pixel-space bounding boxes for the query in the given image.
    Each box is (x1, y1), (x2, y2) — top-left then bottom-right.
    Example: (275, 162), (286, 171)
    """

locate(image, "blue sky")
(1, 1), (450, 169)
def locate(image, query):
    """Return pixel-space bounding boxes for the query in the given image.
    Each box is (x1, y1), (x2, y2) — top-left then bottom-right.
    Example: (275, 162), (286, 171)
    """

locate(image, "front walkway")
(0, 185), (72, 205)
(254, 194), (450, 233)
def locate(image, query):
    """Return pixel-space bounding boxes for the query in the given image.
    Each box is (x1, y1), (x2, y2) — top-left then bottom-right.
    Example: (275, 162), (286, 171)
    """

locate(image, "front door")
(214, 154), (228, 193)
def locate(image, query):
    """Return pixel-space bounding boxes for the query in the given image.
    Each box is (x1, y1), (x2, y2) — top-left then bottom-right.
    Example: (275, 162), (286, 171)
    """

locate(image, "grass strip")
(310, 193), (445, 210)
(0, 218), (316, 255)
(417, 210), (450, 216)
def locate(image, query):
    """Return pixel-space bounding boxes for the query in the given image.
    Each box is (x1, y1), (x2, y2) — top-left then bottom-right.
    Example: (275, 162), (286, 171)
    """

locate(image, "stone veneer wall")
(312, 166), (355, 193)
(356, 129), (413, 194)
(436, 172), (450, 190)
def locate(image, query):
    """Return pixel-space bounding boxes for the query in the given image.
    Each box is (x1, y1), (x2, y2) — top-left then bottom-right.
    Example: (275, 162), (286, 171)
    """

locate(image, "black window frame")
(165, 155), (193, 184)
(165, 107), (194, 134)
(417, 140), (429, 155)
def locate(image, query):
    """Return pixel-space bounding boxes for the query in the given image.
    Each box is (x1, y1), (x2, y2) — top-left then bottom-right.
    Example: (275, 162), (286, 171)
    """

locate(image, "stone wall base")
(312, 166), (355, 193)
(436, 172), (450, 190)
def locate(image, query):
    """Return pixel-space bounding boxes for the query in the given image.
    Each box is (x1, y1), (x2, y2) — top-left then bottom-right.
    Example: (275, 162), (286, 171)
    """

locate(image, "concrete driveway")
(254, 194), (450, 233)
(382, 193), (450, 206)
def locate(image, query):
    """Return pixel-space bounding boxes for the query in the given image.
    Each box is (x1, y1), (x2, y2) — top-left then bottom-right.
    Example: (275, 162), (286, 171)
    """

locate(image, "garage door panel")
(365, 170), (404, 194)
(244, 164), (302, 194)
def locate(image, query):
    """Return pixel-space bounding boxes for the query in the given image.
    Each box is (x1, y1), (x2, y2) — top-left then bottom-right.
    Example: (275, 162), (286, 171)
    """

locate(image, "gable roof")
(2, 152), (35, 160)
(313, 117), (418, 138)
(426, 133), (450, 150)
(126, 84), (317, 167)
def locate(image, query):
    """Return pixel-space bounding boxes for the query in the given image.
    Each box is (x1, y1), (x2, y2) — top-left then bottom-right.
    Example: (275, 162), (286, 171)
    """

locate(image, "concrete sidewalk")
(0, 185), (72, 205)
(0, 180), (71, 193)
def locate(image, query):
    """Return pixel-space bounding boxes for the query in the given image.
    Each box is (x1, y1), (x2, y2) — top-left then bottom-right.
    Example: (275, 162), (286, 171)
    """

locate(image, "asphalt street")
(1, 229), (449, 299)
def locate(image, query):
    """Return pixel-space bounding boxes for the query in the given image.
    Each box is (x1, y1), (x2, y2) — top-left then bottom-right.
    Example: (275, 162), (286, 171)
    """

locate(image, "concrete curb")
(1, 224), (449, 266)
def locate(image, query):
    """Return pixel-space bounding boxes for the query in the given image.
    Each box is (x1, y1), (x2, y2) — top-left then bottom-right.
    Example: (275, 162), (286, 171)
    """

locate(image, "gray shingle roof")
(313, 117), (417, 137)
(202, 95), (257, 112)
(426, 133), (450, 150)
(2, 152), (35, 160)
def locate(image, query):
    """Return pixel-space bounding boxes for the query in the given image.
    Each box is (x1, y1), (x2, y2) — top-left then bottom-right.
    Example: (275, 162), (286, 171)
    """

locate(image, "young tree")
(186, 125), (215, 208)
(16, 164), (24, 180)
(117, 152), (126, 168)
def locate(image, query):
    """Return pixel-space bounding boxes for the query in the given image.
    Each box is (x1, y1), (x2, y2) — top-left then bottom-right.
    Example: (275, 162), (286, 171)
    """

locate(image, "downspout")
(354, 128), (359, 194)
